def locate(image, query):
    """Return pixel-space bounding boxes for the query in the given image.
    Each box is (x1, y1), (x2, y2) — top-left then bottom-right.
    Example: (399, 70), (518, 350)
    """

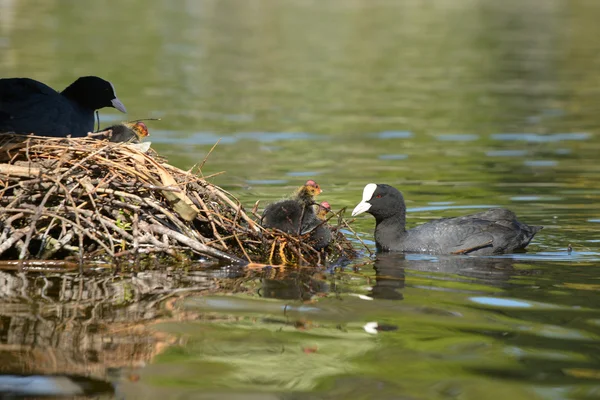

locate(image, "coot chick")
(104, 121), (149, 143)
(0, 76), (126, 137)
(316, 201), (331, 220)
(261, 180), (322, 234)
(306, 201), (333, 250)
(352, 183), (542, 255)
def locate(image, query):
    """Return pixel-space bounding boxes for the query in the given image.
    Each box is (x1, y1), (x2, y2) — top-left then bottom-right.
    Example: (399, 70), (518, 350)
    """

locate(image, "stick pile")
(0, 134), (356, 268)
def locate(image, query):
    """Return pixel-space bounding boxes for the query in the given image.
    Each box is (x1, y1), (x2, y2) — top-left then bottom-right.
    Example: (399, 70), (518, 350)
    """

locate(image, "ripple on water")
(555, 149), (571, 155)
(524, 160), (558, 167)
(511, 196), (542, 201)
(436, 134), (479, 142)
(148, 131), (237, 145)
(486, 150), (528, 157)
(507, 251), (600, 262)
(375, 131), (413, 139)
(286, 171), (321, 177)
(470, 297), (533, 308)
(491, 132), (591, 142)
(236, 132), (317, 142)
(378, 154), (408, 160)
(407, 204), (498, 213)
(246, 179), (289, 185)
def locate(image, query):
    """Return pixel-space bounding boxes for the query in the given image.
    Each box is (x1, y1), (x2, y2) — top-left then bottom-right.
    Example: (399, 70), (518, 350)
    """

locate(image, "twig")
(198, 139), (221, 173)
(138, 221), (245, 264)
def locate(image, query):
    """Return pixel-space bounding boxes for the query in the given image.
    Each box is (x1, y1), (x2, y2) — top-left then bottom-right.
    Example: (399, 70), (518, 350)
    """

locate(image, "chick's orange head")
(304, 179), (322, 195)
(133, 121), (149, 138)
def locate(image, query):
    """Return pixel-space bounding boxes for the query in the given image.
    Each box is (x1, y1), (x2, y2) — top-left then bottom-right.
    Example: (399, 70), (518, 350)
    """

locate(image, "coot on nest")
(352, 183), (542, 255)
(0, 76), (126, 137)
(261, 180), (322, 235)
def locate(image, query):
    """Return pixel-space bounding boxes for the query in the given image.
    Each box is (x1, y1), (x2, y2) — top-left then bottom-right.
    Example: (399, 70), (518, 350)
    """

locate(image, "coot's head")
(351, 183), (406, 220)
(295, 179), (323, 204)
(61, 76), (127, 113)
(316, 201), (331, 220)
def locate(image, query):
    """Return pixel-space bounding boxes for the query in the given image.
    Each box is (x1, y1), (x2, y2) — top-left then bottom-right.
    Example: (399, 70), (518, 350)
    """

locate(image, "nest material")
(0, 133), (357, 268)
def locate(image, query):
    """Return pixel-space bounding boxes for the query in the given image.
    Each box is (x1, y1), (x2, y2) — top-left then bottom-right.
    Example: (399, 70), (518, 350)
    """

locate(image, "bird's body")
(261, 180), (322, 235)
(305, 201), (332, 250)
(262, 198), (316, 235)
(353, 183), (542, 255)
(0, 76), (126, 137)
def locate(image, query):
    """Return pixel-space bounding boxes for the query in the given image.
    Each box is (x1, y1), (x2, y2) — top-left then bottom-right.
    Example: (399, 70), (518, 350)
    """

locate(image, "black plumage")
(352, 183), (542, 255)
(0, 76), (126, 137)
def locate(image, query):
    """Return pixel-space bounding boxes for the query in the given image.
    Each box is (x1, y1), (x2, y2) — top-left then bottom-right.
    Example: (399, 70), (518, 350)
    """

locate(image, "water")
(2, 0), (600, 398)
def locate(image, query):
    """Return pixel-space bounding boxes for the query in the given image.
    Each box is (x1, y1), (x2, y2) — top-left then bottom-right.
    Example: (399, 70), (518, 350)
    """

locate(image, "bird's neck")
(376, 212), (406, 231)
(62, 84), (94, 111)
(294, 190), (314, 207)
(374, 213), (407, 251)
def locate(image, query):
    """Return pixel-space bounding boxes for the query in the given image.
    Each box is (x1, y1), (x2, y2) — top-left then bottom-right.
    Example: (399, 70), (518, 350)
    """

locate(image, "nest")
(0, 133), (358, 269)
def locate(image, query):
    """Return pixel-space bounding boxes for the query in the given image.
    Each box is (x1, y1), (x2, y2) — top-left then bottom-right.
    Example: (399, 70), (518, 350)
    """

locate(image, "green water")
(2, 0), (600, 398)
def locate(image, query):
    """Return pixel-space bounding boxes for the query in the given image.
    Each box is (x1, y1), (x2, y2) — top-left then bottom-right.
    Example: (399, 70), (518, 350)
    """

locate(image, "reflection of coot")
(371, 253), (406, 300)
(352, 183), (542, 255)
(260, 271), (329, 300)
(370, 253), (522, 300)
(0, 76), (127, 137)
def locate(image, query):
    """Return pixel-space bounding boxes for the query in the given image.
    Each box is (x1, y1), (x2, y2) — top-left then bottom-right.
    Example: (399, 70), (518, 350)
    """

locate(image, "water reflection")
(0, 374), (114, 398)
(260, 269), (330, 300)
(0, 269), (223, 396)
(371, 254), (406, 300)
(370, 253), (530, 300)
(241, 253), (525, 303)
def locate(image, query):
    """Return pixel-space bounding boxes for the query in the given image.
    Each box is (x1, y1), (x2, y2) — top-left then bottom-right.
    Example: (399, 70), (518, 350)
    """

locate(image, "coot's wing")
(437, 209), (524, 254)
(0, 78), (57, 101)
(0, 78), (72, 136)
(461, 208), (518, 224)
(439, 219), (496, 254)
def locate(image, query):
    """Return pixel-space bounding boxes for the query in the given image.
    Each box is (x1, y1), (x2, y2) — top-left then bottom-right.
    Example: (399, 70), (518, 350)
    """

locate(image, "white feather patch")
(362, 183), (377, 201)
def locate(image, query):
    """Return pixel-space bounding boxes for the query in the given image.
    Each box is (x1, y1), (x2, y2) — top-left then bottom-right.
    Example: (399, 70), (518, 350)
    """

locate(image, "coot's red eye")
(375, 194), (382, 198)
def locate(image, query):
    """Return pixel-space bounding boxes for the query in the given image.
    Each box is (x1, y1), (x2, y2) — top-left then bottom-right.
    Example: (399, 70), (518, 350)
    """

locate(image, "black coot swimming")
(261, 180), (322, 235)
(0, 76), (127, 137)
(352, 183), (542, 255)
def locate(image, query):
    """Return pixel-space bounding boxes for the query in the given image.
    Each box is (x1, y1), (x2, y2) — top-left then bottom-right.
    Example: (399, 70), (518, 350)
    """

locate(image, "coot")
(0, 76), (126, 137)
(261, 180), (322, 235)
(307, 201), (333, 250)
(316, 201), (331, 220)
(104, 121), (149, 143)
(352, 183), (542, 255)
